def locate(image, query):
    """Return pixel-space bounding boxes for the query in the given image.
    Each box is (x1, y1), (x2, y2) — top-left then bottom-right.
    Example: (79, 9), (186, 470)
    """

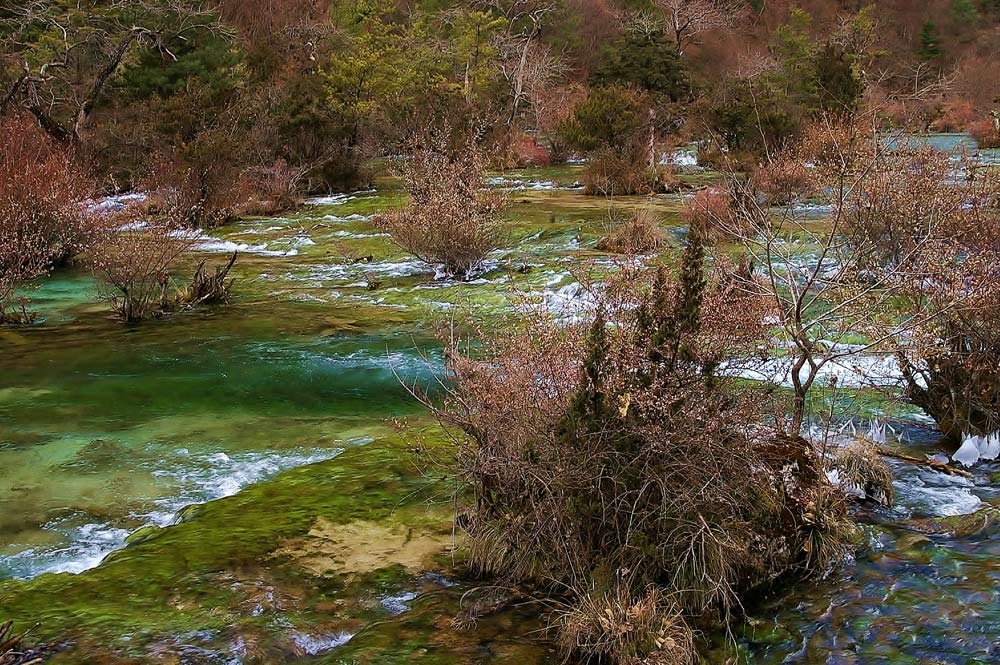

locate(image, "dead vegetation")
(89, 204), (238, 322)
(413, 224), (853, 662)
(582, 145), (664, 196)
(555, 584), (694, 665)
(0, 114), (100, 324)
(833, 440), (894, 507)
(374, 136), (509, 279)
(176, 252), (237, 307)
(0, 620), (44, 665)
(595, 208), (666, 254)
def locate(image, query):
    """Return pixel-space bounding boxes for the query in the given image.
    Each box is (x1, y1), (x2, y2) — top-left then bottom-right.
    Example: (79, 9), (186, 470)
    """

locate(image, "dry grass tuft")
(596, 209), (666, 254)
(833, 440), (894, 507)
(799, 483), (854, 575)
(555, 585), (694, 665)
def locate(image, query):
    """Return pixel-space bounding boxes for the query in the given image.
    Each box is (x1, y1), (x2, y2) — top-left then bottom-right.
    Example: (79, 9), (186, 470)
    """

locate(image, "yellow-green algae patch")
(276, 518), (454, 577)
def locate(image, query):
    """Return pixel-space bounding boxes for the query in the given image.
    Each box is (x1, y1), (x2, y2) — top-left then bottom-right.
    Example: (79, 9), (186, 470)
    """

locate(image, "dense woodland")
(2, 1), (1000, 664)
(2, 0), (999, 199)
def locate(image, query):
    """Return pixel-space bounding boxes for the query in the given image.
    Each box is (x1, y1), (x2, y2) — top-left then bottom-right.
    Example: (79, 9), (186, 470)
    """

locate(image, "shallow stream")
(2, 151), (999, 663)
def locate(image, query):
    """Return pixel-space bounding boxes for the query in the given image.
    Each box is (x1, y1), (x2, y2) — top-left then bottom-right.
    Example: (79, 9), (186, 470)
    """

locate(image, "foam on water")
(304, 189), (375, 206)
(304, 193), (353, 206)
(892, 467), (983, 518)
(659, 149), (699, 168)
(88, 192), (148, 213)
(720, 350), (906, 389)
(195, 235), (299, 257)
(380, 590), (419, 615)
(486, 176), (558, 190)
(288, 630), (353, 655)
(1, 521), (133, 580)
(323, 213), (371, 222)
(145, 448), (344, 526)
(305, 259), (433, 281)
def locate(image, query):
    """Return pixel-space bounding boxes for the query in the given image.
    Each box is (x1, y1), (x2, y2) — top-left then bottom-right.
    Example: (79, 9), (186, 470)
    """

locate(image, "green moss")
(0, 431), (455, 661)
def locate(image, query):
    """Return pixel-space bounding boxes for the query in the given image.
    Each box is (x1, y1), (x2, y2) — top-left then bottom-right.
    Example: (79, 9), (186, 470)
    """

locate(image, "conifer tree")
(918, 20), (943, 61)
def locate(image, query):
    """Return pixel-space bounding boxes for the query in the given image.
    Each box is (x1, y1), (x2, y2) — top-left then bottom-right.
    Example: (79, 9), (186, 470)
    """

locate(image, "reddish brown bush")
(239, 160), (310, 216)
(595, 208), (666, 254)
(582, 145), (660, 196)
(512, 133), (551, 167)
(930, 100), (978, 133)
(0, 115), (97, 323)
(848, 145), (1000, 441)
(682, 187), (732, 242)
(969, 118), (1000, 149)
(374, 141), (508, 278)
(751, 157), (816, 204)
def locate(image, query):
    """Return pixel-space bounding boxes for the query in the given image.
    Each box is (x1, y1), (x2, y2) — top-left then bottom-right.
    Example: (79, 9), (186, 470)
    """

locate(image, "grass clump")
(555, 584), (694, 665)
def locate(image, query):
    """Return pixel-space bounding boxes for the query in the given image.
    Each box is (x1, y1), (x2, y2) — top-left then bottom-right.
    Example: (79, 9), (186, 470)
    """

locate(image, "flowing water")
(1, 151), (999, 663)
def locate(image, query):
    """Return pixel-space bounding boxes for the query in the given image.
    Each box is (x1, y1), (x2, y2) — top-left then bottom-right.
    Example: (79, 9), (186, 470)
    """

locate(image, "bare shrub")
(89, 209), (196, 323)
(718, 116), (1000, 444)
(374, 142), (508, 279)
(239, 160), (310, 217)
(595, 208), (666, 254)
(751, 156), (816, 205)
(415, 231), (852, 661)
(682, 188), (731, 243)
(582, 145), (660, 196)
(930, 100), (978, 133)
(0, 211), (51, 325)
(0, 115), (98, 323)
(831, 134), (1000, 441)
(832, 440), (894, 506)
(896, 265), (1000, 441)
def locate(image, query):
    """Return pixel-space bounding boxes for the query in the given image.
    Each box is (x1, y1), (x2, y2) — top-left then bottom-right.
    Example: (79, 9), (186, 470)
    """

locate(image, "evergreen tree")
(949, 0), (980, 28)
(558, 86), (644, 152)
(591, 31), (690, 102)
(918, 21), (943, 60)
(814, 43), (863, 114)
(568, 307), (611, 431)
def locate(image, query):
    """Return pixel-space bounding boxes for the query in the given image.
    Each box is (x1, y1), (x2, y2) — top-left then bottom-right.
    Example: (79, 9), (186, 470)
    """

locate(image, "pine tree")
(918, 21), (943, 61)
(949, 0), (980, 28)
(568, 307), (611, 431)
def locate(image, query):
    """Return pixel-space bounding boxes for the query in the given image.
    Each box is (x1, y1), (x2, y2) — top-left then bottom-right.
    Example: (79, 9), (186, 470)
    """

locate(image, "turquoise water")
(1, 152), (999, 662)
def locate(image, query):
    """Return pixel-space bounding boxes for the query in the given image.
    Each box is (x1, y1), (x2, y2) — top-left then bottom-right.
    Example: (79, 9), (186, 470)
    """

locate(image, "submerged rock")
(274, 518), (453, 576)
(901, 506), (1000, 538)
